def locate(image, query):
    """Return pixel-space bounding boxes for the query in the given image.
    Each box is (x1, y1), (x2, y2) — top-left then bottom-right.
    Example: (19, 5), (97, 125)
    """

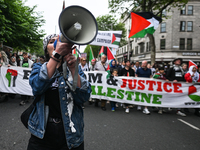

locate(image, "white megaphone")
(54, 5), (98, 48)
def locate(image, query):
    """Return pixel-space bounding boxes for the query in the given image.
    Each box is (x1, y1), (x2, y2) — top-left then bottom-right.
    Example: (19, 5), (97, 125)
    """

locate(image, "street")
(0, 95), (200, 150)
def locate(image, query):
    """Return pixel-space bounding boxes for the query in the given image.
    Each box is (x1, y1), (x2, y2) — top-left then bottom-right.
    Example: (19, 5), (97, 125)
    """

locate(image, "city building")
(116, 0), (200, 65)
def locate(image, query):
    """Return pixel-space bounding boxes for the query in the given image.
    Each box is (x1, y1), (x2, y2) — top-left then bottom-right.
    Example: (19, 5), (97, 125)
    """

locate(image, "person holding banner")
(135, 60), (152, 115)
(184, 65), (200, 117)
(0, 51), (9, 66)
(119, 60), (135, 113)
(27, 34), (91, 150)
(94, 54), (108, 110)
(166, 58), (186, 117)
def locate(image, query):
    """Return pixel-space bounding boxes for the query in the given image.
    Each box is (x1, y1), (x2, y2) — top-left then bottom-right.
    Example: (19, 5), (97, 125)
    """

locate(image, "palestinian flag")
(99, 46), (115, 60)
(72, 48), (79, 58)
(112, 33), (122, 47)
(98, 46), (104, 57)
(89, 46), (94, 68)
(189, 60), (198, 69)
(129, 12), (162, 38)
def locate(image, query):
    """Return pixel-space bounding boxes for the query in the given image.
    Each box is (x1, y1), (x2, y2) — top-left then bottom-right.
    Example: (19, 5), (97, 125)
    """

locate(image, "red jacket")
(184, 73), (200, 83)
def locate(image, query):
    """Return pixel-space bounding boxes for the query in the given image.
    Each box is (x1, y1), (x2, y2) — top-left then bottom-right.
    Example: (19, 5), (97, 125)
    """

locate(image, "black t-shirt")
(119, 67), (135, 77)
(45, 78), (62, 119)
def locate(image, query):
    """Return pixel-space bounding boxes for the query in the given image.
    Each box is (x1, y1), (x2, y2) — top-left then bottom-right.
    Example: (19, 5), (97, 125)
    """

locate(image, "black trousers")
(27, 121), (84, 150)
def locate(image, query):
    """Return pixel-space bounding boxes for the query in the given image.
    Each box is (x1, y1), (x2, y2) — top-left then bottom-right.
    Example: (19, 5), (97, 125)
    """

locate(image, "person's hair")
(23, 52), (28, 55)
(112, 69), (118, 73)
(125, 60), (130, 63)
(182, 63), (187, 67)
(40, 56), (45, 59)
(158, 67), (164, 70)
(0, 51), (8, 62)
(101, 54), (107, 58)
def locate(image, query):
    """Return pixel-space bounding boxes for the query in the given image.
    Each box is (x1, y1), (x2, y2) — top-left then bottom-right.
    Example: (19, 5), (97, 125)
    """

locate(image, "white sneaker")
(158, 110), (162, 114)
(177, 111), (186, 117)
(143, 108), (150, 115)
(125, 108), (129, 113)
(137, 106), (142, 111)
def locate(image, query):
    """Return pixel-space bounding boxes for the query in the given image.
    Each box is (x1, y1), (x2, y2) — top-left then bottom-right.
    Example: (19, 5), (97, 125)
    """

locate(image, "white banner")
(0, 66), (200, 108)
(90, 31), (122, 48)
(0, 66), (33, 96)
(85, 71), (200, 108)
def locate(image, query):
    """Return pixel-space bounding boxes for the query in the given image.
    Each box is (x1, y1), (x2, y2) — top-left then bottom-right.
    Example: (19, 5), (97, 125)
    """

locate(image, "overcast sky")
(24, 0), (110, 52)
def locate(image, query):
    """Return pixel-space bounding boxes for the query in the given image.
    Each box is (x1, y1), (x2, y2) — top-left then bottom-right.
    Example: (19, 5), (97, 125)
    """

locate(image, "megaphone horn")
(54, 5), (98, 48)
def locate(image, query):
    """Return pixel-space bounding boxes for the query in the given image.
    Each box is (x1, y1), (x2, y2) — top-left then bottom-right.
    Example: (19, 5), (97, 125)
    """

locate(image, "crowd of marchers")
(79, 54), (200, 117)
(1, 50), (200, 117)
(0, 50), (45, 105)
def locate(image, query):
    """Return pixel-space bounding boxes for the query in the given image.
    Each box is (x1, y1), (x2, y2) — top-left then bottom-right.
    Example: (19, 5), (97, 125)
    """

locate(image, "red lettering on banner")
(163, 82), (172, 93)
(128, 79), (137, 90)
(121, 79), (127, 88)
(146, 81), (156, 91)
(138, 80), (145, 90)
(173, 83), (183, 93)
(156, 81), (162, 92)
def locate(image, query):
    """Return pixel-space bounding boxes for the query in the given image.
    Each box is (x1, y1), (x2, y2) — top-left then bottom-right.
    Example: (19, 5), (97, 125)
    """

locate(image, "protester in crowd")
(166, 58), (186, 117)
(133, 61), (140, 72)
(19, 52), (33, 106)
(135, 60), (152, 115)
(184, 65), (200, 117)
(9, 56), (17, 66)
(151, 63), (159, 75)
(182, 63), (188, 75)
(131, 62), (135, 69)
(39, 55), (45, 64)
(121, 60), (125, 68)
(27, 34), (91, 150)
(28, 54), (32, 61)
(0, 51), (9, 66)
(119, 60), (135, 113)
(89, 59), (96, 71)
(79, 57), (89, 72)
(110, 59), (118, 74)
(94, 54), (108, 110)
(12, 53), (20, 66)
(153, 67), (166, 114)
(110, 69), (118, 111)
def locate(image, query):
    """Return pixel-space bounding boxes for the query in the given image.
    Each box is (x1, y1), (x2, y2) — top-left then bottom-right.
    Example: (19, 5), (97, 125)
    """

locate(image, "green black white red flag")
(129, 12), (162, 38)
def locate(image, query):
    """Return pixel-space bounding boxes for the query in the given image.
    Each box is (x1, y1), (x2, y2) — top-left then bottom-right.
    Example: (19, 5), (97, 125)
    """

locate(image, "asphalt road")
(0, 95), (200, 150)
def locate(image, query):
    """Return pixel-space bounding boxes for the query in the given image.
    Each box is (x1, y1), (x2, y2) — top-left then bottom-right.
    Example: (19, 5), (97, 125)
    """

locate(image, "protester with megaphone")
(26, 34), (91, 150)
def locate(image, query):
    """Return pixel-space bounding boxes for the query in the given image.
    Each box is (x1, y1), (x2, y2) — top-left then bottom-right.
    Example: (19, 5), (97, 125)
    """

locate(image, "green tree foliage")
(84, 15), (126, 60)
(84, 45), (100, 62)
(0, 0), (45, 53)
(108, 0), (188, 64)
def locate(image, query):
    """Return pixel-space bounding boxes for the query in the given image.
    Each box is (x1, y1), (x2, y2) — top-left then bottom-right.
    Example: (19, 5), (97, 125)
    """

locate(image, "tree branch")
(155, 0), (175, 16)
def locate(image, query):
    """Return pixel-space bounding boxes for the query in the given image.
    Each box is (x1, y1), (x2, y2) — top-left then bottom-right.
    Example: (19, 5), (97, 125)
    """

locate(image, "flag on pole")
(189, 60), (198, 69)
(98, 46), (104, 57)
(62, 0), (65, 10)
(89, 46), (95, 68)
(72, 49), (79, 58)
(129, 12), (162, 38)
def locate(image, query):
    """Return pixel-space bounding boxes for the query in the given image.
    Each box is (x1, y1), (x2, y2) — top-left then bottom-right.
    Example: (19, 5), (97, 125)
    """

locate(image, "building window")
(187, 38), (192, 50)
(180, 21), (186, 31)
(187, 21), (193, 31)
(146, 42), (149, 52)
(160, 39), (166, 50)
(124, 47), (126, 52)
(180, 7), (186, 15)
(135, 46), (138, 54)
(160, 23), (166, 33)
(180, 38), (185, 50)
(140, 43), (144, 53)
(188, 5), (193, 15)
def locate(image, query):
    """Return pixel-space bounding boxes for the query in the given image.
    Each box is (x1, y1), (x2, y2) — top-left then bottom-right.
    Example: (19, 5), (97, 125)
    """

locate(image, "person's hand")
(191, 73), (195, 77)
(173, 80), (177, 82)
(0, 64), (2, 67)
(54, 35), (76, 56)
(8, 64), (10, 67)
(64, 53), (76, 73)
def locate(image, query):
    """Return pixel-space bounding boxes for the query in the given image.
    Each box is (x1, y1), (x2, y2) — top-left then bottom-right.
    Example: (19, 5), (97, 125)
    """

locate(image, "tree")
(108, 0), (188, 64)
(84, 14), (126, 60)
(0, 0), (45, 53)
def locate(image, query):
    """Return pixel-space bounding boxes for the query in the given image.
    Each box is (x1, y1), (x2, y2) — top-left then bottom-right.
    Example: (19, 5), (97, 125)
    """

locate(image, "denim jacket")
(28, 62), (91, 149)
